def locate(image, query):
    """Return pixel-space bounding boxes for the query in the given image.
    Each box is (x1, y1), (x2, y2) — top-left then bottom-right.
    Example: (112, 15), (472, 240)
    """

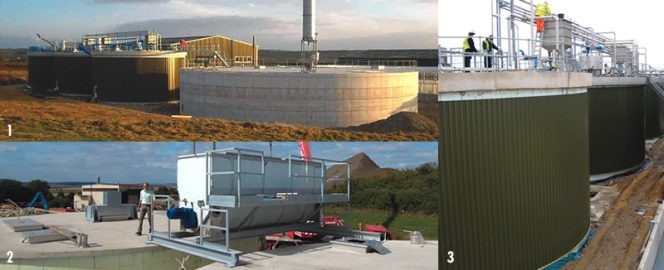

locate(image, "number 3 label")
(6, 251), (13, 263)
(447, 251), (454, 263)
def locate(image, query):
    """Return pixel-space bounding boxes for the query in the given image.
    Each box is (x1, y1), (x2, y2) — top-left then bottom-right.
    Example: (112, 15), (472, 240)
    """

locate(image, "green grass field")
(326, 205), (437, 240)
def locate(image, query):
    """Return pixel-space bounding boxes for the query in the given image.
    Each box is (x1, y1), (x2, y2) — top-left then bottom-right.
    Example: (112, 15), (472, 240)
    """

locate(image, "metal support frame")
(81, 29), (161, 52)
(301, 39), (318, 72)
(148, 195), (242, 267)
(442, 0), (646, 75)
(148, 232), (241, 267)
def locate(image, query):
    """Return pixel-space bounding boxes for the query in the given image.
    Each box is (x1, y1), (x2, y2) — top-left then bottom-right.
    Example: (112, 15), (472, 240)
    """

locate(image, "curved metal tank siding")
(91, 51), (186, 102)
(589, 77), (646, 181)
(645, 79), (664, 139)
(438, 72), (592, 269)
(27, 53), (56, 91)
(180, 67), (419, 128)
(55, 53), (92, 95)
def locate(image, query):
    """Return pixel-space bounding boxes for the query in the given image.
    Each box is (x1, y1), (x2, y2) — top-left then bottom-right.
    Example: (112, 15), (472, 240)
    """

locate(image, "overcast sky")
(0, 142), (438, 184)
(0, 0), (437, 50)
(439, 0), (663, 68)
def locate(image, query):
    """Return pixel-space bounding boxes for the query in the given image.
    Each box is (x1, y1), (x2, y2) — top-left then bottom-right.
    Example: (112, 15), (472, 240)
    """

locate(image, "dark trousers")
(484, 56), (493, 68)
(137, 204), (152, 233)
(464, 50), (473, 68)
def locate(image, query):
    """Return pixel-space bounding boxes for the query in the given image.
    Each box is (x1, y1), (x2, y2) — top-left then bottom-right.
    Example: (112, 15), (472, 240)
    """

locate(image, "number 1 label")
(7, 125), (10, 136)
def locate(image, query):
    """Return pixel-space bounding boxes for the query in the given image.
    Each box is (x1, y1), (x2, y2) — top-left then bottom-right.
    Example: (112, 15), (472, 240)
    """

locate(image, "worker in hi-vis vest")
(463, 31), (477, 70)
(482, 35), (500, 68)
(536, 2), (551, 32)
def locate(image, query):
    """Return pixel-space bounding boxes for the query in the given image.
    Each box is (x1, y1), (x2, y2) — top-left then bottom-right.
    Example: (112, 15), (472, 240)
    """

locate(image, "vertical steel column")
(510, 0), (518, 69)
(238, 151), (242, 207)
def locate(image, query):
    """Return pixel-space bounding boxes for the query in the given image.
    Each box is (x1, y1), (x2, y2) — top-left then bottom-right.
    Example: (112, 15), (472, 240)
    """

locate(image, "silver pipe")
(510, 0), (518, 68)
(597, 32), (617, 67)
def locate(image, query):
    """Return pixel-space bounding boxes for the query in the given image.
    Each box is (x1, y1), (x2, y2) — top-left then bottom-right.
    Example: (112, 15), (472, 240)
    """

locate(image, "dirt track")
(564, 139), (664, 269)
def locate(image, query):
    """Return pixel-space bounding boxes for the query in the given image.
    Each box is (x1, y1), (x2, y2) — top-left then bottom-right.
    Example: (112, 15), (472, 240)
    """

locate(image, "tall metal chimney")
(301, 0), (318, 72)
(303, 0), (315, 42)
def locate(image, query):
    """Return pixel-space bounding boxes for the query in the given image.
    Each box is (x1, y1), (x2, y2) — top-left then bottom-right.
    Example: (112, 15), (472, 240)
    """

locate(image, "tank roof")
(183, 66), (417, 74)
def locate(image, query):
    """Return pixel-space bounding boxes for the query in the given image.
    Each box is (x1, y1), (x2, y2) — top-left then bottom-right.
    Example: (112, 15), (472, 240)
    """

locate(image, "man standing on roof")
(136, 182), (155, 236)
(536, 2), (552, 32)
(463, 31), (478, 70)
(482, 35), (501, 68)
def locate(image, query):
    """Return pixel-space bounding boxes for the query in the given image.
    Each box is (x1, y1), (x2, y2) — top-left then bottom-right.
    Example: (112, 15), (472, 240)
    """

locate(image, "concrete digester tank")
(27, 52), (56, 91)
(54, 53), (92, 95)
(28, 51), (185, 101)
(438, 72), (592, 269)
(179, 67), (419, 128)
(91, 51), (186, 102)
(588, 77), (646, 181)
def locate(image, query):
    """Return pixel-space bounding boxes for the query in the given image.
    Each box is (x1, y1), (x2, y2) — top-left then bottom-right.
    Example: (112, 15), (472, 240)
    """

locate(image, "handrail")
(199, 207), (230, 251)
(151, 194), (174, 237)
(206, 148), (266, 208)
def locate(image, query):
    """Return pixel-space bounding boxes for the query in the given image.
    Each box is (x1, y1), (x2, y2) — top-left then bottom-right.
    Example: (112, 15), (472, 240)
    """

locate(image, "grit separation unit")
(146, 148), (385, 267)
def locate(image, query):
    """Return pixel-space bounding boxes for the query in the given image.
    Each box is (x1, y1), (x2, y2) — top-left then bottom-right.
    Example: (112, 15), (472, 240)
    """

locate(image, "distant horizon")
(0, 142), (438, 184)
(0, 0), (437, 51)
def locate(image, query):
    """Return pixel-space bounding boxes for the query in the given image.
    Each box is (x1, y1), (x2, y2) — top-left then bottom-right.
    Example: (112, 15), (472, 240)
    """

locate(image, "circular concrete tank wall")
(438, 72), (591, 269)
(180, 67), (419, 128)
(588, 77), (646, 181)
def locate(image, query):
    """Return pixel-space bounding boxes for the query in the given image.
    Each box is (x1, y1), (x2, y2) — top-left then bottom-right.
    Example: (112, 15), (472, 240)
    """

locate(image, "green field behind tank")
(326, 205), (438, 240)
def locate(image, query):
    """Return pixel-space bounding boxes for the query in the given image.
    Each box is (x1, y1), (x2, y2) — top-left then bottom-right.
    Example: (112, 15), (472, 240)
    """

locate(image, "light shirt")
(140, 189), (155, 205)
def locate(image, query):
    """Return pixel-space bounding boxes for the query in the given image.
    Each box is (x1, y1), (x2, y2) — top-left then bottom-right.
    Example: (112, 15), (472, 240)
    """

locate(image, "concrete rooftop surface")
(0, 212), (437, 269)
(1, 212), (166, 259)
(200, 240), (438, 270)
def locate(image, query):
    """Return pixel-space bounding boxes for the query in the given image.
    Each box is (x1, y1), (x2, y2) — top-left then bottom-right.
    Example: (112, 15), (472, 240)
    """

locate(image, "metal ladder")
(534, 31), (543, 69)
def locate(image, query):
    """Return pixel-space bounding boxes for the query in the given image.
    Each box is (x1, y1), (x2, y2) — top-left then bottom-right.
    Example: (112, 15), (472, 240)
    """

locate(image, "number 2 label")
(6, 251), (13, 263)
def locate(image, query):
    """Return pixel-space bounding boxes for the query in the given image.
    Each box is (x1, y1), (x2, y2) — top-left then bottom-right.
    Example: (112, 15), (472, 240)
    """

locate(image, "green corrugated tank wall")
(588, 86), (644, 177)
(91, 56), (184, 102)
(438, 93), (590, 269)
(645, 84), (664, 139)
(55, 55), (92, 95)
(27, 55), (56, 91)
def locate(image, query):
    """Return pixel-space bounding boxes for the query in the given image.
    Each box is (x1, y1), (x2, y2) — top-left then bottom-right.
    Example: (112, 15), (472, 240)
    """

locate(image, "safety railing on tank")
(206, 148), (266, 208)
(288, 154), (352, 229)
(150, 194), (176, 237)
(438, 34), (578, 73)
(287, 155), (351, 202)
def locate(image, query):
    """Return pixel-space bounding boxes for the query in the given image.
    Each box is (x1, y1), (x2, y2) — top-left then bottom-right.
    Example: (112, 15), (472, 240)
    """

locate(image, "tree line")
(328, 162), (439, 215)
(0, 179), (75, 208)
